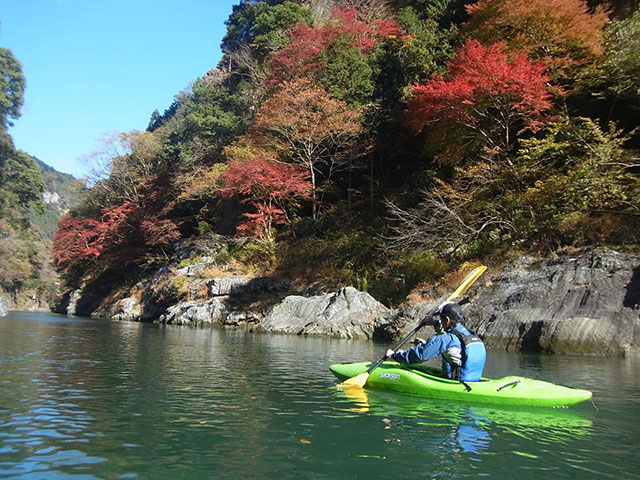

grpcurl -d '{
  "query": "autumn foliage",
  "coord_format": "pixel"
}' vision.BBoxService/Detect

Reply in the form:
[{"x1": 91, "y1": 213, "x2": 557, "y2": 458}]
[
  {"x1": 53, "y1": 217, "x2": 104, "y2": 273},
  {"x1": 405, "y1": 40, "x2": 552, "y2": 158},
  {"x1": 49, "y1": 1, "x2": 637, "y2": 301},
  {"x1": 251, "y1": 78, "x2": 364, "y2": 217},
  {"x1": 464, "y1": 0, "x2": 610, "y2": 82},
  {"x1": 269, "y1": 7, "x2": 404, "y2": 81},
  {"x1": 53, "y1": 183, "x2": 180, "y2": 274},
  {"x1": 221, "y1": 154, "x2": 311, "y2": 240}
]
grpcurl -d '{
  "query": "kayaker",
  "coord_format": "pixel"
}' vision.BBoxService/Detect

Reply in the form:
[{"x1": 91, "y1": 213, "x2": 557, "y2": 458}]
[{"x1": 385, "y1": 302, "x2": 486, "y2": 383}]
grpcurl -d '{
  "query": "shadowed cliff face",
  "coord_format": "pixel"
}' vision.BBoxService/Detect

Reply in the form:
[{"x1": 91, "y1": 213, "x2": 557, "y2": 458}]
[
  {"x1": 461, "y1": 250, "x2": 640, "y2": 356},
  {"x1": 624, "y1": 266, "x2": 640, "y2": 309}
]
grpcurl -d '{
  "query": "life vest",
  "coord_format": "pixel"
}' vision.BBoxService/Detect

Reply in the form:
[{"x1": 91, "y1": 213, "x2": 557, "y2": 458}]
[{"x1": 446, "y1": 327, "x2": 484, "y2": 386}]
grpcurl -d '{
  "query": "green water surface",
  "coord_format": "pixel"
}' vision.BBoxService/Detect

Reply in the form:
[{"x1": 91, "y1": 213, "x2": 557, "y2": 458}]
[{"x1": 1, "y1": 311, "x2": 638, "y2": 479}]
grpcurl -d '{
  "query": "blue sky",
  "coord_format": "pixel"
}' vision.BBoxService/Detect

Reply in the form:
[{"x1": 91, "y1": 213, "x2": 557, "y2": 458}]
[{"x1": 1, "y1": 0, "x2": 237, "y2": 177}]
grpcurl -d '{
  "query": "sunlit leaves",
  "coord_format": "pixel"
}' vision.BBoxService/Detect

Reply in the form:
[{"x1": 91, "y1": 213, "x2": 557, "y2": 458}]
[
  {"x1": 0, "y1": 48, "x2": 25, "y2": 130},
  {"x1": 405, "y1": 40, "x2": 552, "y2": 160},
  {"x1": 251, "y1": 78, "x2": 364, "y2": 217},
  {"x1": 269, "y1": 7, "x2": 404, "y2": 82},
  {"x1": 220, "y1": 154, "x2": 310, "y2": 241},
  {"x1": 464, "y1": 0, "x2": 610, "y2": 84}
]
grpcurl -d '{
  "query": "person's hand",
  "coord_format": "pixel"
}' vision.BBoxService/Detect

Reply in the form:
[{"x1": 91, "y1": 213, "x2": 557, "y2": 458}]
[
  {"x1": 385, "y1": 349, "x2": 395, "y2": 358},
  {"x1": 412, "y1": 337, "x2": 426, "y2": 346}
]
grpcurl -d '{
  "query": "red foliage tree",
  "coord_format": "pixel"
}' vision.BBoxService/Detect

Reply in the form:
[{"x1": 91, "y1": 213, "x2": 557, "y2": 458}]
[
  {"x1": 53, "y1": 179, "x2": 181, "y2": 274},
  {"x1": 269, "y1": 7, "x2": 404, "y2": 81},
  {"x1": 53, "y1": 216, "x2": 104, "y2": 273},
  {"x1": 98, "y1": 197, "x2": 180, "y2": 263},
  {"x1": 221, "y1": 154, "x2": 311, "y2": 241},
  {"x1": 140, "y1": 219, "x2": 181, "y2": 248},
  {"x1": 235, "y1": 202, "x2": 288, "y2": 242},
  {"x1": 405, "y1": 40, "x2": 553, "y2": 160}
]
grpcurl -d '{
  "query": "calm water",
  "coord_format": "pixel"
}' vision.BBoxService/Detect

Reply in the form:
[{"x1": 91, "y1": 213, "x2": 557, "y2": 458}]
[{"x1": 1, "y1": 312, "x2": 639, "y2": 479}]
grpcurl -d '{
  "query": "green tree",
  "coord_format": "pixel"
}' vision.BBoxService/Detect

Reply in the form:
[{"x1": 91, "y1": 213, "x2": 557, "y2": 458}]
[
  {"x1": 319, "y1": 36, "x2": 374, "y2": 106},
  {"x1": 0, "y1": 47, "x2": 25, "y2": 130},
  {"x1": 395, "y1": 6, "x2": 455, "y2": 84},
  {"x1": 222, "y1": 0, "x2": 311, "y2": 60},
  {"x1": 0, "y1": 150, "x2": 44, "y2": 214},
  {"x1": 170, "y1": 80, "x2": 247, "y2": 168},
  {"x1": 252, "y1": 1, "x2": 313, "y2": 57},
  {"x1": 599, "y1": 11, "x2": 640, "y2": 106}
]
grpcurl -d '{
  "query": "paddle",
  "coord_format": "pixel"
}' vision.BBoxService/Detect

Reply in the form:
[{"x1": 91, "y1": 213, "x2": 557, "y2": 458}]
[{"x1": 340, "y1": 265, "x2": 487, "y2": 388}]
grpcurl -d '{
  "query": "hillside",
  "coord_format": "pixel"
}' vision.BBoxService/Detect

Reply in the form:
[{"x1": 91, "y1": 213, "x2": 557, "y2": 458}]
[
  {"x1": 51, "y1": 0, "x2": 639, "y2": 312},
  {"x1": 0, "y1": 148, "x2": 81, "y2": 309}
]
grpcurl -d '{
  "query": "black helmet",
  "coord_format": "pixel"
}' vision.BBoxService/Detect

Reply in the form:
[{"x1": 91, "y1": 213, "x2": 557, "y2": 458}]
[{"x1": 438, "y1": 302, "x2": 463, "y2": 324}]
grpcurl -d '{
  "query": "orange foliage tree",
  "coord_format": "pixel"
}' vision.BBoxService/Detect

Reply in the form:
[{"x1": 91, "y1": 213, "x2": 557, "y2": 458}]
[
  {"x1": 464, "y1": 0, "x2": 610, "y2": 84},
  {"x1": 250, "y1": 78, "x2": 364, "y2": 218}
]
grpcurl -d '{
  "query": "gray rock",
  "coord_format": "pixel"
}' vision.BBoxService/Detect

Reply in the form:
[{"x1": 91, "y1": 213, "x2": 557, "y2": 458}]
[
  {"x1": 398, "y1": 249, "x2": 640, "y2": 355},
  {"x1": 261, "y1": 286, "x2": 392, "y2": 339},
  {"x1": 469, "y1": 250, "x2": 640, "y2": 355},
  {"x1": 223, "y1": 310, "x2": 261, "y2": 327},
  {"x1": 0, "y1": 297, "x2": 7, "y2": 316},
  {"x1": 66, "y1": 289, "x2": 83, "y2": 316},
  {"x1": 207, "y1": 277, "x2": 250, "y2": 296},
  {"x1": 111, "y1": 297, "x2": 142, "y2": 322},
  {"x1": 157, "y1": 298, "x2": 227, "y2": 326},
  {"x1": 207, "y1": 276, "x2": 277, "y2": 297}
]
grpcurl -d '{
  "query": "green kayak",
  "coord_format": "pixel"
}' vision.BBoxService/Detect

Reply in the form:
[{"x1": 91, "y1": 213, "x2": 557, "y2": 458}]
[{"x1": 329, "y1": 361, "x2": 593, "y2": 407}]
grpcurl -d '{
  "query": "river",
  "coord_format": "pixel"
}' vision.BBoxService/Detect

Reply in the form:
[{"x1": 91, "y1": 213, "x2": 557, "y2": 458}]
[{"x1": 1, "y1": 311, "x2": 638, "y2": 479}]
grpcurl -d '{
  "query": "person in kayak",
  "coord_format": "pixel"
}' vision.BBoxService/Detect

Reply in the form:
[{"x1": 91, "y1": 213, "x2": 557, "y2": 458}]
[{"x1": 385, "y1": 302, "x2": 486, "y2": 383}]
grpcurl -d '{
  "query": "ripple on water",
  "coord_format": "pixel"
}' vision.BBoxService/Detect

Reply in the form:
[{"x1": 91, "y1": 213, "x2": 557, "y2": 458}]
[{"x1": 1, "y1": 313, "x2": 639, "y2": 480}]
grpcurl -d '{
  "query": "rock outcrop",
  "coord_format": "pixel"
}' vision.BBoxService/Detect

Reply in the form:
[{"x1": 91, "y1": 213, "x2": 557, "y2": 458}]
[
  {"x1": 260, "y1": 287, "x2": 392, "y2": 339},
  {"x1": 52, "y1": 246, "x2": 640, "y2": 355},
  {"x1": 158, "y1": 298, "x2": 227, "y2": 326},
  {"x1": 468, "y1": 250, "x2": 640, "y2": 355},
  {"x1": 396, "y1": 250, "x2": 640, "y2": 356},
  {"x1": 0, "y1": 297, "x2": 7, "y2": 317}
]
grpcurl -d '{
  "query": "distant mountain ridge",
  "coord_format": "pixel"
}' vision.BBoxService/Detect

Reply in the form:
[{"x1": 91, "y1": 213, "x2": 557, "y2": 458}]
[
  {"x1": 31, "y1": 158, "x2": 82, "y2": 239},
  {"x1": 0, "y1": 153, "x2": 82, "y2": 311},
  {"x1": 36, "y1": 158, "x2": 78, "y2": 212}
]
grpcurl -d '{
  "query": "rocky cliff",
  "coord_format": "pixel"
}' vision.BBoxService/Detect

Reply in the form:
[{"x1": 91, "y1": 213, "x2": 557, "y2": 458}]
[
  {"x1": 468, "y1": 250, "x2": 640, "y2": 355},
  {"x1": 53, "y1": 248, "x2": 640, "y2": 356},
  {"x1": 392, "y1": 249, "x2": 640, "y2": 356}
]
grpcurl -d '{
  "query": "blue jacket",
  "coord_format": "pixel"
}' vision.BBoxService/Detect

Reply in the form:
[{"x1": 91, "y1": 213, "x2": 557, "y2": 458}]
[{"x1": 392, "y1": 324, "x2": 486, "y2": 382}]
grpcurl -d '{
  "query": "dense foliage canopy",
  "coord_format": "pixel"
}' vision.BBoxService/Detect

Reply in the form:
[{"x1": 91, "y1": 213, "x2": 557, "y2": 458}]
[{"x1": 53, "y1": 0, "x2": 640, "y2": 305}]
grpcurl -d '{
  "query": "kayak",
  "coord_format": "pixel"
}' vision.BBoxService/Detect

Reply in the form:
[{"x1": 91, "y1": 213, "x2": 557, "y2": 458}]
[{"x1": 329, "y1": 361, "x2": 593, "y2": 407}]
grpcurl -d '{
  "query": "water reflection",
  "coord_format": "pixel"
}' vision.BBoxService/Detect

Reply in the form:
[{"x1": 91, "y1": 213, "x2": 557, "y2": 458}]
[
  {"x1": 335, "y1": 385, "x2": 593, "y2": 451},
  {"x1": 3, "y1": 312, "x2": 638, "y2": 480}
]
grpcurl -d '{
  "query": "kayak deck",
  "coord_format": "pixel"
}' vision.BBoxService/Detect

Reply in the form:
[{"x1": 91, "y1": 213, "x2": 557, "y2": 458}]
[{"x1": 330, "y1": 361, "x2": 592, "y2": 407}]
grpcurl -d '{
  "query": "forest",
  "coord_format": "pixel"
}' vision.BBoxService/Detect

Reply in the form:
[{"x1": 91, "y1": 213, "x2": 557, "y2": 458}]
[{"x1": 49, "y1": 0, "x2": 639, "y2": 305}]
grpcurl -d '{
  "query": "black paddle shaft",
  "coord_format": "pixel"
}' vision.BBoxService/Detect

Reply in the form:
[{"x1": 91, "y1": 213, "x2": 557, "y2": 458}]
[
  {"x1": 365, "y1": 319, "x2": 428, "y2": 375},
  {"x1": 365, "y1": 297, "x2": 471, "y2": 375}
]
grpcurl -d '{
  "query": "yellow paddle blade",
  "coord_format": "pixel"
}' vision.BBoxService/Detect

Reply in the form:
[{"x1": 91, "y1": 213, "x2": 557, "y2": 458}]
[
  {"x1": 340, "y1": 372, "x2": 369, "y2": 388},
  {"x1": 446, "y1": 265, "x2": 487, "y2": 302},
  {"x1": 340, "y1": 384, "x2": 371, "y2": 412}
]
